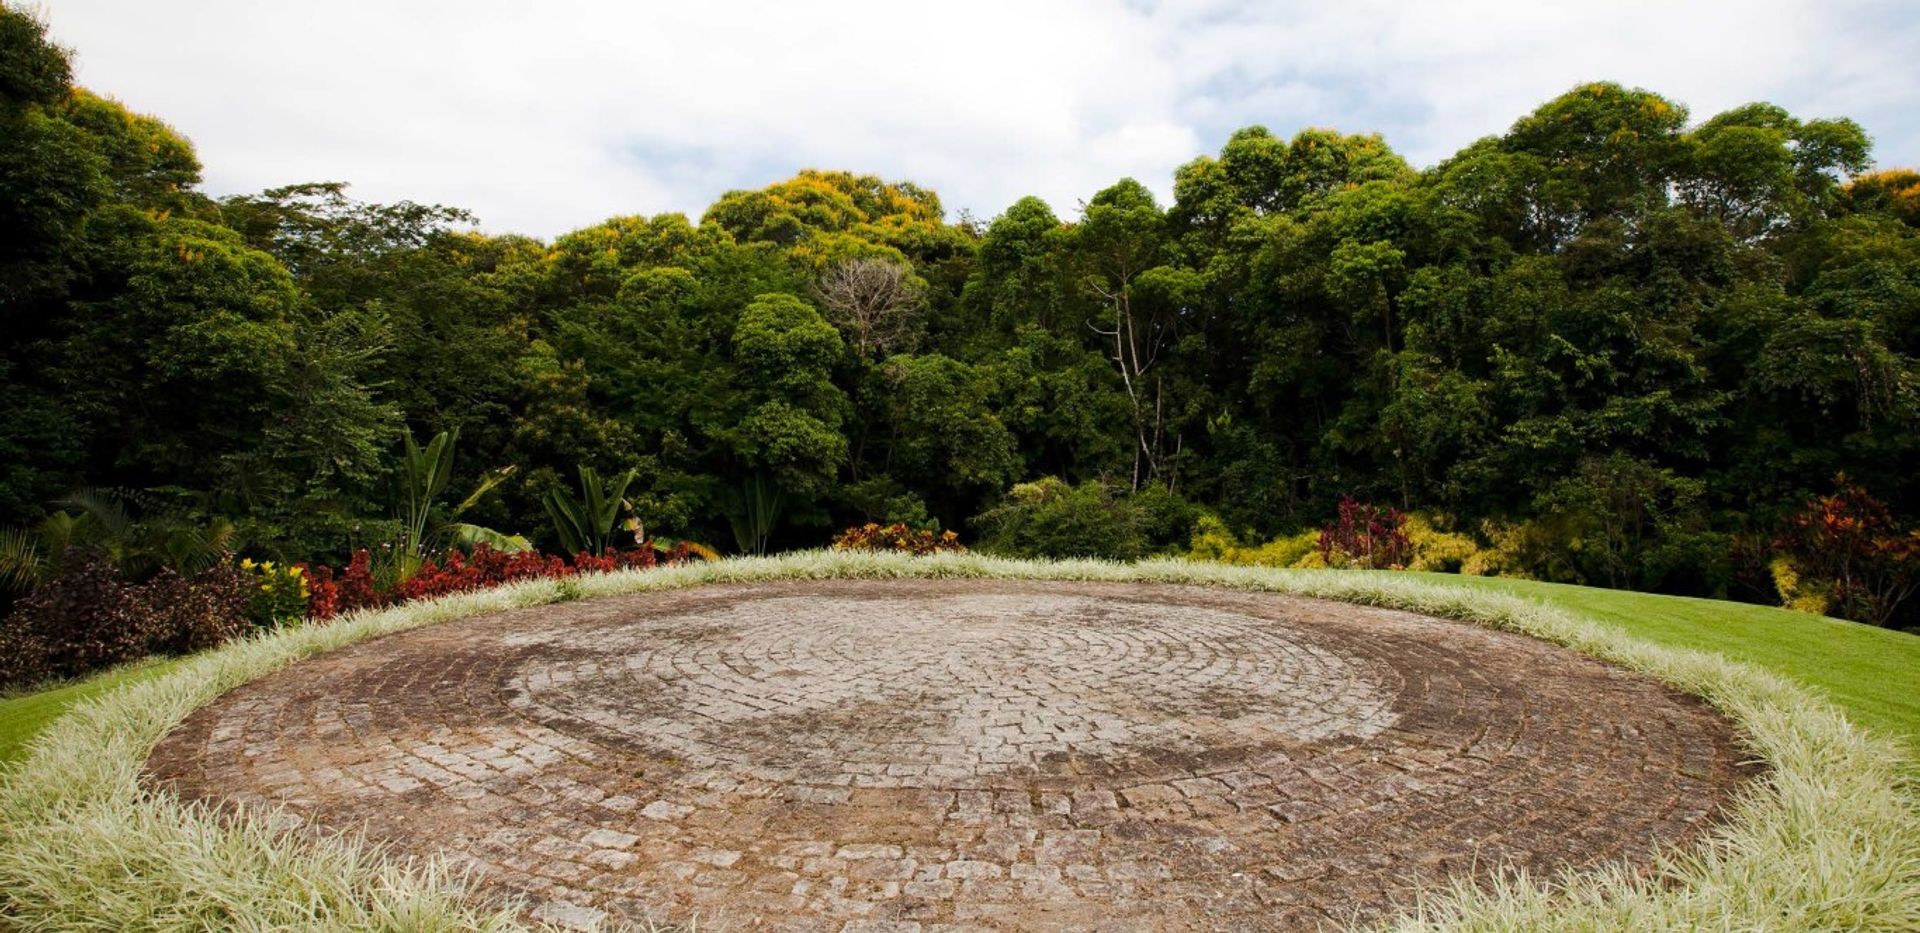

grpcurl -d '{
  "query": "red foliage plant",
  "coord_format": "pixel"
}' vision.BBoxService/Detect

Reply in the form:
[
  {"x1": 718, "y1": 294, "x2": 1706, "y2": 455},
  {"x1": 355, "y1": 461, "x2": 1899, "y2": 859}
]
[
  {"x1": 0, "y1": 551, "x2": 250, "y2": 688},
  {"x1": 831, "y1": 523, "x2": 966, "y2": 555},
  {"x1": 1318, "y1": 497, "x2": 1412, "y2": 570},
  {"x1": 1775, "y1": 476, "x2": 1920, "y2": 627},
  {"x1": 296, "y1": 548, "x2": 385, "y2": 621},
  {"x1": 301, "y1": 543, "x2": 683, "y2": 621}
]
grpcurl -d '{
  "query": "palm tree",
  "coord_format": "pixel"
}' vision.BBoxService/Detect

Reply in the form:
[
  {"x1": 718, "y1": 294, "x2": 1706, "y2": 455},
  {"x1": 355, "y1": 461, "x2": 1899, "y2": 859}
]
[{"x1": 0, "y1": 489, "x2": 235, "y2": 593}]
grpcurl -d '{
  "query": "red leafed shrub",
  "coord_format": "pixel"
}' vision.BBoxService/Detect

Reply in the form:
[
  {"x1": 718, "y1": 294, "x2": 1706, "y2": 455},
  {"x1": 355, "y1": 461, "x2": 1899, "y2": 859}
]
[
  {"x1": 142, "y1": 563, "x2": 251, "y2": 654},
  {"x1": 832, "y1": 523, "x2": 966, "y2": 555},
  {"x1": 338, "y1": 549, "x2": 383, "y2": 612},
  {"x1": 1774, "y1": 477, "x2": 1920, "y2": 627},
  {"x1": 1318, "y1": 497, "x2": 1412, "y2": 570},
  {"x1": 0, "y1": 550, "x2": 250, "y2": 689},
  {"x1": 298, "y1": 548, "x2": 390, "y2": 621},
  {"x1": 298, "y1": 562, "x2": 340, "y2": 620},
  {"x1": 395, "y1": 546, "x2": 568, "y2": 603},
  {"x1": 307, "y1": 543, "x2": 684, "y2": 620}
]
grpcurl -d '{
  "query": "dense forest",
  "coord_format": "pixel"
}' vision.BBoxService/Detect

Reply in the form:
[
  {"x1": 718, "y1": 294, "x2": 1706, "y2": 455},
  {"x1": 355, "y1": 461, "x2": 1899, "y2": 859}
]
[{"x1": 3, "y1": 7, "x2": 1917, "y2": 639}]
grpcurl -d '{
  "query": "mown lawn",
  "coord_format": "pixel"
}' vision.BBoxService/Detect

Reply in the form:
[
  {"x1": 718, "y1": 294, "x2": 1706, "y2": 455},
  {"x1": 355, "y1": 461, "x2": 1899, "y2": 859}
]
[
  {"x1": 2, "y1": 571, "x2": 1915, "y2": 767},
  {"x1": 0, "y1": 657, "x2": 187, "y2": 765},
  {"x1": 1395, "y1": 571, "x2": 1920, "y2": 754}
]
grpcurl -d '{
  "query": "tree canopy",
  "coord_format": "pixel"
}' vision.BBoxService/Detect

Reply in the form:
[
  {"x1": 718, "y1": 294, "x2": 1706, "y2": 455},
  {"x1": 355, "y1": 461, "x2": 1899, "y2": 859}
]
[{"x1": 3, "y1": 4, "x2": 1916, "y2": 624}]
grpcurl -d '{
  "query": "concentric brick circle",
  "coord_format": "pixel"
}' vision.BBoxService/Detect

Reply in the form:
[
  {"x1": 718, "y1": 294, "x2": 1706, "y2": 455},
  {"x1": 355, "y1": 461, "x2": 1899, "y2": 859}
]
[
  {"x1": 505, "y1": 593, "x2": 1400, "y2": 790},
  {"x1": 146, "y1": 580, "x2": 1755, "y2": 931}
]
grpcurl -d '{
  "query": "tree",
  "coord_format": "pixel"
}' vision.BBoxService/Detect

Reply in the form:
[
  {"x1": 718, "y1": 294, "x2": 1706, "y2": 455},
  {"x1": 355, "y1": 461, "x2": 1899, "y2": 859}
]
[
  {"x1": 721, "y1": 293, "x2": 849, "y2": 531},
  {"x1": 813, "y1": 257, "x2": 926, "y2": 359},
  {"x1": 1074, "y1": 179, "x2": 1182, "y2": 490}
]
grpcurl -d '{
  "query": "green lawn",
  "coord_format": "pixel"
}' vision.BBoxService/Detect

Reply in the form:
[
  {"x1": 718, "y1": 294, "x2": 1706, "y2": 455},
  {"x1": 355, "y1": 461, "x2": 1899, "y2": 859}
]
[
  {"x1": 1396, "y1": 572, "x2": 1920, "y2": 754},
  {"x1": 3, "y1": 572, "x2": 1915, "y2": 767},
  {"x1": 0, "y1": 657, "x2": 187, "y2": 765}
]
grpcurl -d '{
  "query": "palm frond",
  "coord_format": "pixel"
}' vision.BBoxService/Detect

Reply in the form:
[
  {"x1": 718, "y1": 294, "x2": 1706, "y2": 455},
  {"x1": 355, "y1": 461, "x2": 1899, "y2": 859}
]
[
  {"x1": 450, "y1": 465, "x2": 515, "y2": 518},
  {"x1": 53, "y1": 488, "x2": 132, "y2": 543},
  {"x1": 0, "y1": 528, "x2": 45, "y2": 593}
]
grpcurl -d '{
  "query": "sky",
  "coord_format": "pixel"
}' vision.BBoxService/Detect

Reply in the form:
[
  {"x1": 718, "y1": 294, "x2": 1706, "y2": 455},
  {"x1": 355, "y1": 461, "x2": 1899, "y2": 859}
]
[{"x1": 39, "y1": 0, "x2": 1920, "y2": 240}]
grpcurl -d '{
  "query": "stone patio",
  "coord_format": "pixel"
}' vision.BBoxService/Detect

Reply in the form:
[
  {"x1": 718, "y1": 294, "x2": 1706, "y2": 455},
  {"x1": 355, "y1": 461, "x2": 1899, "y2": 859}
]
[{"x1": 145, "y1": 579, "x2": 1755, "y2": 930}]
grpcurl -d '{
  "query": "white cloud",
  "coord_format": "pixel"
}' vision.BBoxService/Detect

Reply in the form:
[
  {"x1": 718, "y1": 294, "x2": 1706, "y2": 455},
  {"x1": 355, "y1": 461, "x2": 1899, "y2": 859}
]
[{"x1": 41, "y1": 0, "x2": 1920, "y2": 239}]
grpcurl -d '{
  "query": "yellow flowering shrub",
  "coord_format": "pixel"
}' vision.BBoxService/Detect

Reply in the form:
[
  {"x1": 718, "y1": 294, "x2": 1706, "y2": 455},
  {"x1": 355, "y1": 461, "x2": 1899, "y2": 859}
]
[{"x1": 239, "y1": 558, "x2": 309, "y2": 628}]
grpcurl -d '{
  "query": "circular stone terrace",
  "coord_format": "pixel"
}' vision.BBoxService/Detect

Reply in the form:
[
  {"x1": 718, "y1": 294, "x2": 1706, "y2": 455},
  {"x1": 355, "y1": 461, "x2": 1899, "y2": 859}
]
[{"x1": 145, "y1": 579, "x2": 1755, "y2": 931}]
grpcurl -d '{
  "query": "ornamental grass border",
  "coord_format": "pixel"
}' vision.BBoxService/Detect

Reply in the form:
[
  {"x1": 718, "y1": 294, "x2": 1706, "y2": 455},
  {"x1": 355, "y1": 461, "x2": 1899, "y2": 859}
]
[{"x1": 2, "y1": 552, "x2": 1914, "y2": 930}]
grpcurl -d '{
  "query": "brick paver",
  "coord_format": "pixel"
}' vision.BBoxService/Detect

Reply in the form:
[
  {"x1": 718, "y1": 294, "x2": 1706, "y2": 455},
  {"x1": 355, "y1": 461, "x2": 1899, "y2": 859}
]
[{"x1": 145, "y1": 580, "x2": 1754, "y2": 930}]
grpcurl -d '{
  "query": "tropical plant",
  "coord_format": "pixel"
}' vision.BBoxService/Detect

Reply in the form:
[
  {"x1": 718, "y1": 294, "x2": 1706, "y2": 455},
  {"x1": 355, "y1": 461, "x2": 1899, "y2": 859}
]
[
  {"x1": 0, "y1": 490, "x2": 235, "y2": 594},
  {"x1": 239, "y1": 559, "x2": 309, "y2": 628},
  {"x1": 393, "y1": 429, "x2": 525, "y2": 576},
  {"x1": 0, "y1": 551, "x2": 250, "y2": 688},
  {"x1": 1774, "y1": 476, "x2": 1920, "y2": 627},
  {"x1": 831, "y1": 523, "x2": 965, "y2": 555},
  {"x1": 725, "y1": 472, "x2": 785, "y2": 556},
  {"x1": 1318, "y1": 497, "x2": 1412, "y2": 570},
  {"x1": 543, "y1": 465, "x2": 639, "y2": 556}
]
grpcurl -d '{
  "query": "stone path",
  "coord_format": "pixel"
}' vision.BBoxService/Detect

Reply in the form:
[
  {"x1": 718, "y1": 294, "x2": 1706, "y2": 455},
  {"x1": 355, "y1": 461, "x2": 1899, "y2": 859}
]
[{"x1": 145, "y1": 580, "x2": 1755, "y2": 930}]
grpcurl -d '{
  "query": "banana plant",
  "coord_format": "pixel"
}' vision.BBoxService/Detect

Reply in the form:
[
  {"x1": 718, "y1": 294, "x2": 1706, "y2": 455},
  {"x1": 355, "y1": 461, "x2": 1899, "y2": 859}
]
[
  {"x1": 543, "y1": 465, "x2": 639, "y2": 556},
  {"x1": 396, "y1": 429, "x2": 459, "y2": 564},
  {"x1": 394, "y1": 428, "x2": 527, "y2": 576}
]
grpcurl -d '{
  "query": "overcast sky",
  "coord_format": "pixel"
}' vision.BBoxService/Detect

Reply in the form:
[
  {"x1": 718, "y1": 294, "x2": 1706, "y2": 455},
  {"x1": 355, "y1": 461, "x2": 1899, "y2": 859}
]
[{"x1": 39, "y1": 0, "x2": 1920, "y2": 239}]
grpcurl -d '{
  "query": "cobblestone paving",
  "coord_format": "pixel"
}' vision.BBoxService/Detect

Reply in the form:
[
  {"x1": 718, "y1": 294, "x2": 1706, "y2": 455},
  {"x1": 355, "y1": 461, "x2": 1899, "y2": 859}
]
[{"x1": 145, "y1": 580, "x2": 1755, "y2": 931}]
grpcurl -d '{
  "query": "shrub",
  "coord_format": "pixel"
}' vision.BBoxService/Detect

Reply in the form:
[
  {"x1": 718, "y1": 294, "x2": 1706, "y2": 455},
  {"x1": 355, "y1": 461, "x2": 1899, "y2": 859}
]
[
  {"x1": 1187, "y1": 515, "x2": 1320, "y2": 568},
  {"x1": 1530, "y1": 455, "x2": 1730, "y2": 594},
  {"x1": 1129, "y1": 485, "x2": 1202, "y2": 554},
  {"x1": 971, "y1": 478, "x2": 1145, "y2": 561},
  {"x1": 0, "y1": 550, "x2": 250, "y2": 688},
  {"x1": 1773, "y1": 477, "x2": 1920, "y2": 628},
  {"x1": 141, "y1": 563, "x2": 251, "y2": 655},
  {"x1": 0, "y1": 553, "x2": 146, "y2": 686},
  {"x1": 1404, "y1": 514, "x2": 1481, "y2": 572},
  {"x1": 1318, "y1": 497, "x2": 1411, "y2": 569},
  {"x1": 1768, "y1": 555, "x2": 1832, "y2": 615},
  {"x1": 239, "y1": 559, "x2": 309, "y2": 628},
  {"x1": 832, "y1": 523, "x2": 965, "y2": 555},
  {"x1": 301, "y1": 542, "x2": 688, "y2": 620},
  {"x1": 298, "y1": 549, "x2": 386, "y2": 621},
  {"x1": 1460, "y1": 518, "x2": 1551, "y2": 578}
]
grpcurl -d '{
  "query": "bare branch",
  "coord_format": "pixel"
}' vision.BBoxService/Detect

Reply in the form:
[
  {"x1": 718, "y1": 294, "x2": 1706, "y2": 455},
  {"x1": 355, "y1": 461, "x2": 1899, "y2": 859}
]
[{"x1": 812, "y1": 258, "x2": 927, "y2": 359}]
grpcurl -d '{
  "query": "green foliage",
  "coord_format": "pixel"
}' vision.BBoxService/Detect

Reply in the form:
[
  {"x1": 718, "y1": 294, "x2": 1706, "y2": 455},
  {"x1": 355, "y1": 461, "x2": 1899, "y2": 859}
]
[
  {"x1": 385, "y1": 428, "x2": 523, "y2": 575},
  {"x1": 396, "y1": 429, "x2": 457, "y2": 564},
  {"x1": 0, "y1": 490, "x2": 235, "y2": 596},
  {"x1": 725, "y1": 473, "x2": 784, "y2": 557},
  {"x1": 543, "y1": 465, "x2": 638, "y2": 556},
  {"x1": 972, "y1": 477, "x2": 1145, "y2": 560},
  {"x1": 237, "y1": 559, "x2": 308, "y2": 629},
  {"x1": 1, "y1": 19, "x2": 1918, "y2": 627}
]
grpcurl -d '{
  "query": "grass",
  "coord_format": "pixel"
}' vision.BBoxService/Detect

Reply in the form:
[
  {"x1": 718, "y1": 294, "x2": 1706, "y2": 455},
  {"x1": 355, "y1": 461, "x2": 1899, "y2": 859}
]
[
  {"x1": 0, "y1": 552, "x2": 1914, "y2": 931},
  {"x1": 1400, "y1": 572, "x2": 1920, "y2": 756},
  {"x1": 0, "y1": 658, "x2": 188, "y2": 766}
]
